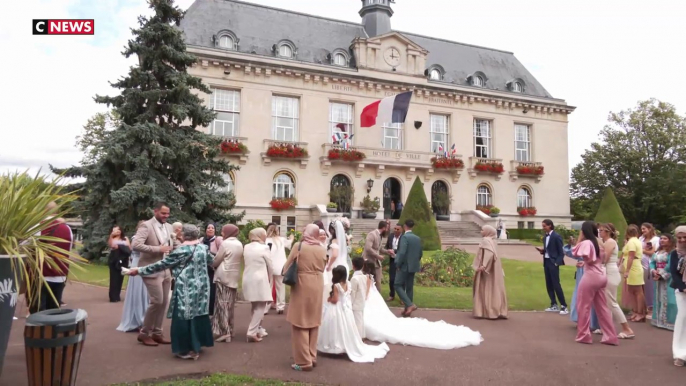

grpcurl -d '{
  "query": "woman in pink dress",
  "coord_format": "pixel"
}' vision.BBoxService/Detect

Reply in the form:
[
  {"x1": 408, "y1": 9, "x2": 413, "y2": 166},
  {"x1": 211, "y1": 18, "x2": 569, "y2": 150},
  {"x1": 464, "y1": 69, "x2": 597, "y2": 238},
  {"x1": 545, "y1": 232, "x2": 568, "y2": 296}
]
[{"x1": 573, "y1": 221, "x2": 618, "y2": 345}]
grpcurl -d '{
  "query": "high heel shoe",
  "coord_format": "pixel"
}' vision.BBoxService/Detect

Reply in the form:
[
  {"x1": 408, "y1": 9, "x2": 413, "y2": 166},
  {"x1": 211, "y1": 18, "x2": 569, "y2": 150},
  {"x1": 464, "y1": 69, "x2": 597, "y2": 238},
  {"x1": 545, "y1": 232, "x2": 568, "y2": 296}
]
[{"x1": 246, "y1": 335, "x2": 262, "y2": 343}]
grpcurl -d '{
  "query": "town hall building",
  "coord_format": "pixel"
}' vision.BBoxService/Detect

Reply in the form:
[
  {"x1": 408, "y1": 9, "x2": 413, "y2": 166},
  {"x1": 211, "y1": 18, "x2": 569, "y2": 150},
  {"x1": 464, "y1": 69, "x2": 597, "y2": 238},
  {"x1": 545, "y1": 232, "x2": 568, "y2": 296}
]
[{"x1": 181, "y1": 0, "x2": 574, "y2": 234}]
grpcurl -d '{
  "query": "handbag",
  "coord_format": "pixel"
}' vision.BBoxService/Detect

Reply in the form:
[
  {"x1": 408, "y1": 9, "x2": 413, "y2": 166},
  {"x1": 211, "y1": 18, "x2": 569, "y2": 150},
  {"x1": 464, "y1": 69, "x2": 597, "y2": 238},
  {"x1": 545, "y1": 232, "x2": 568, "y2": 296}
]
[{"x1": 282, "y1": 241, "x2": 302, "y2": 287}]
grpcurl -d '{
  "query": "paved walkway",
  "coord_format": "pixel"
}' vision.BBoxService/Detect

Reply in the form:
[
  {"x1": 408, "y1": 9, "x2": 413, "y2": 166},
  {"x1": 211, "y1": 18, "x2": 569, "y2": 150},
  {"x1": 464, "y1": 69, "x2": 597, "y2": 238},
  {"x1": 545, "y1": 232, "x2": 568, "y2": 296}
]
[{"x1": 3, "y1": 283, "x2": 683, "y2": 386}]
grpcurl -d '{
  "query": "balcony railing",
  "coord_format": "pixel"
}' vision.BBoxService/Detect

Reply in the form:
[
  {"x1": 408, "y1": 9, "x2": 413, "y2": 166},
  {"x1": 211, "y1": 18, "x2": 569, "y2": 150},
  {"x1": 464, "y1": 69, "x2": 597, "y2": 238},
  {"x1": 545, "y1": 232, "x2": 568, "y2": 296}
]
[
  {"x1": 467, "y1": 157, "x2": 505, "y2": 180},
  {"x1": 261, "y1": 139, "x2": 310, "y2": 169},
  {"x1": 218, "y1": 136, "x2": 249, "y2": 165},
  {"x1": 509, "y1": 161, "x2": 544, "y2": 182}
]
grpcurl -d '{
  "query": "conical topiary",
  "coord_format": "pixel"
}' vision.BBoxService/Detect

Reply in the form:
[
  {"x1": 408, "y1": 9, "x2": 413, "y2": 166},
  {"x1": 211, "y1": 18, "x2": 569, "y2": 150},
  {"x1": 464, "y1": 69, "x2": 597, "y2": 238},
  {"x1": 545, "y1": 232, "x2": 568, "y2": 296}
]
[
  {"x1": 594, "y1": 188, "x2": 628, "y2": 247},
  {"x1": 398, "y1": 177, "x2": 441, "y2": 251}
]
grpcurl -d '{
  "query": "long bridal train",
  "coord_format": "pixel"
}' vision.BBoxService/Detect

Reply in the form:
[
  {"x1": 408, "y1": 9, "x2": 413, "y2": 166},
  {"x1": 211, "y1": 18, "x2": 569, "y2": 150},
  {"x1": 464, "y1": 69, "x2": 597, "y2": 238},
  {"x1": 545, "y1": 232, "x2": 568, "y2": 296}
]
[{"x1": 364, "y1": 285, "x2": 483, "y2": 350}]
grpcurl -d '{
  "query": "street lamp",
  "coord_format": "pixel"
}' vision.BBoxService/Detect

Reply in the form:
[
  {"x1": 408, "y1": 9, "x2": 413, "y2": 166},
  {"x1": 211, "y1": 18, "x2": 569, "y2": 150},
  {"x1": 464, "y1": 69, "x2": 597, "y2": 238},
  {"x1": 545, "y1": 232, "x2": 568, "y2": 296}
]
[{"x1": 366, "y1": 178, "x2": 374, "y2": 193}]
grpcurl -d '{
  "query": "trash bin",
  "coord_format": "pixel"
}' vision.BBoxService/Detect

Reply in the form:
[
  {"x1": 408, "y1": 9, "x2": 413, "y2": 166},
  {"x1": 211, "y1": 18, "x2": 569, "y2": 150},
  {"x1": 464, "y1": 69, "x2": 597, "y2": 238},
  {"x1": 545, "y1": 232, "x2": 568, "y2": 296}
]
[{"x1": 24, "y1": 309, "x2": 87, "y2": 386}]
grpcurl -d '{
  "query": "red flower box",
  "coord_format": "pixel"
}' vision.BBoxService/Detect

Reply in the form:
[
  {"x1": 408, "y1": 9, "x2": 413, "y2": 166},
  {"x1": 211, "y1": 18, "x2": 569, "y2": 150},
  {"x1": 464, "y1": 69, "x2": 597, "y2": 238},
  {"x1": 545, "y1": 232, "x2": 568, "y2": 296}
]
[
  {"x1": 476, "y1": 205, "x2": 493, "y2": 215},
  {"x1": 269, "y1": 198, "x2": 297, "y2": 211},
  {"x1": 328, "y1": 148, "x2": 366, "y2": 162},
  {"x1": 266, "y1": 143, "x2": 308, "y2": 159},
  {"x1": 220, "y1": 140, "x2": 247, "y2": 154},
  {"x1": 431, "y1": 157, "x2": 464, "y2": 169},
  {"x1": 518, "y1": 207, "x2": 537, "y2": 216},
  {"x1": 516, "y1": 165, "x2": 544, "y2": 175},
  {"x1": 474, "y1": 162, "x2": 504, "y2": 174}
]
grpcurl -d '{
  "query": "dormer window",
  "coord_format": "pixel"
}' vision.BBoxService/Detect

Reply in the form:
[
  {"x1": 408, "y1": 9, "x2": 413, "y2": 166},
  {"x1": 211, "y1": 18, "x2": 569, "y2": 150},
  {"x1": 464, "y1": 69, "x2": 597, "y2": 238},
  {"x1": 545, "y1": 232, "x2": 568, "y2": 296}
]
[
  {"x1": 331, "y1": 50, "x2": 350, "y2": 67},
  {"x1": 513, "y1": 82, "x2": 523, "y2": 93},
  {"x1": 426, "y1": 65, "x2": 445, "y2": 81},
  {"x1": 219, "y1": 36, "x2": 234, "y2": 50},
  {"x1": 468, "y1": 71, "x2": 488, "y2": 88},
  {"x1": 507, "y1": 79, "x2": 525, "y2": 93},
  {"x1": 430, "y1": 69, "x2": 441, "y2": 80},
  {"x1": 275, "y1": 40, "x2": 296, "y2": 59},
  {"x1": 215, "y1": 30, "x2": 238, "y2": 51},
  {"x1": 473, "y1": 75, "x2": 484, "y2": 87},
  {"x1": 279, "y1": 45, "x2": 292, "y2": 58}
]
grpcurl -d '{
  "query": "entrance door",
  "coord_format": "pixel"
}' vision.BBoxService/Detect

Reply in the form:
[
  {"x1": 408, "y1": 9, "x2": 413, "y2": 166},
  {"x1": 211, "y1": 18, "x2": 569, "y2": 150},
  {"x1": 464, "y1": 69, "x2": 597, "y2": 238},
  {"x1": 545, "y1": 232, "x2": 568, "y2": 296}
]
[
  {"x1": 383, "y1": 178, "x2": 401, "y2": 219},
  {"x1": 431, "y1": 180, "x2": 449, "y2": 214}
]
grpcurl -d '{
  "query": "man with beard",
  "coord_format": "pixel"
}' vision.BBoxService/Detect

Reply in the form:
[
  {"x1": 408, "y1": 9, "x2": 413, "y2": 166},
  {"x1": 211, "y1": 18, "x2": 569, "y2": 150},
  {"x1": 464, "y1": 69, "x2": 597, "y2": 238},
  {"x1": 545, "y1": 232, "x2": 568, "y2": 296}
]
[{"x1": 363, "y1": 221, "x2": 393, "y2": 291}]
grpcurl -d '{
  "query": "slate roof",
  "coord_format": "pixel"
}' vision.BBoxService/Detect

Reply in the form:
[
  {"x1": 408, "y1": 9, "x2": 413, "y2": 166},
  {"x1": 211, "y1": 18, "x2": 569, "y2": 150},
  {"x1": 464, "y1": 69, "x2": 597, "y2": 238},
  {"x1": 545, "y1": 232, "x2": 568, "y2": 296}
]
[{"x1": 180, "y1": 0, "x2": 553, "y2": 99}]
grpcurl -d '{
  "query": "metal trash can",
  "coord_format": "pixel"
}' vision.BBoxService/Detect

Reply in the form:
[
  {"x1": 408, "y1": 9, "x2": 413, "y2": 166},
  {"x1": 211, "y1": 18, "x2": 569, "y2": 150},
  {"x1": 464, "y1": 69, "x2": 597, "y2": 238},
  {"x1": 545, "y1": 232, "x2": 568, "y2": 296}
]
[{"x1": 24, "y1": 309, "x2": 87, "y2": 386}]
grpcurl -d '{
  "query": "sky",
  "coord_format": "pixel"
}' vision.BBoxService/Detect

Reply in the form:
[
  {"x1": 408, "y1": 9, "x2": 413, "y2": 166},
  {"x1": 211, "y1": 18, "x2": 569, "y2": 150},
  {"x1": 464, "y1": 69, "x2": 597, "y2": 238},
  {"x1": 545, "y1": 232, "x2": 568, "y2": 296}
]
[{"x1": 1, "y1": 0, "x2": 684, "y2": 177}]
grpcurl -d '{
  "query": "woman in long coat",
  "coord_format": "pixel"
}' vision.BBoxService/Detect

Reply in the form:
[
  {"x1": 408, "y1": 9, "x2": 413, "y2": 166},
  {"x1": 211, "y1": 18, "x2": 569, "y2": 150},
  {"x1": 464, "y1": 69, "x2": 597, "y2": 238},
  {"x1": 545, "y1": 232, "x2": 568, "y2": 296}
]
[
  {"x1": 211, "y1": 224, "x2": 243, "y2": 342},
  {"x1": 283, "y1": 224, "x2": 326, "y2": 371},
  {"x1": 242, "y1": 228, "x2": 273, "y2": 342},
  {"x1": 128, "y1": 224, "x2": 214, "y2": 360},
  {"x1": 472, "y1": 225, "x2": 508, "y2": 320}
]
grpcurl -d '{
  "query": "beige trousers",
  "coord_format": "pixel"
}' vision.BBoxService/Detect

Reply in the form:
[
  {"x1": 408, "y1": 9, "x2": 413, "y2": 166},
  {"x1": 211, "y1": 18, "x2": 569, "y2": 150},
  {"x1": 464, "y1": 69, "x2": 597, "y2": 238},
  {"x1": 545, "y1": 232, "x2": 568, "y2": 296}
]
[
  {"x1": 141, "y1": 270, "x2": 171, "y2": 336},
  {"x1": 273, "y1": 275, "x2": 286, "y2": 311},
  {"x1": 604, "y1": 268, "x2": 627, "y2": 324},
  {"x1": 674, "y1": 291, "x2": 686, "y2": 361},
  {"x1": 291, "y1": 325, "x2": 319, "y2": 367},
  {"x1": 374, "y1": 266, "x2": 383, "y2": 292},
  {"x1": 353, "y1": 309, "x2": 365, "y2": 339},
  {"x1": 248, "y1": 301, "x2": 267, "y2": 336}
]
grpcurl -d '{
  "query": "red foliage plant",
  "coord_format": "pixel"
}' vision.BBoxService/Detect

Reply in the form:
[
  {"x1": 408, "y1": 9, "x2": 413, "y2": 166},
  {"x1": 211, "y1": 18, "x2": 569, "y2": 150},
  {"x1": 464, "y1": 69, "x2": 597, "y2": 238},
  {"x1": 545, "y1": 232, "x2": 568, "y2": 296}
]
[
  {"x1": 516, "y1": 165, "x2": 544, "y2": 175},
  {"x1": 220, "y1": 140, "x2": 247, "y2": 154},
  {"x1": 266, "y1": 143, "x2": 308, "y2": 158},
  {"x1": 269, "y1": 198, "x2": 297, "y2": 211},
  {"x1": 328, "y1": 148, "x2": 365, "y2": 162},
  {"x1": 517, "y1": 207, "x2": 537, "y2": 216},
  {"x1": 476, "y1": 205, "x2": 494, "y2": 215},
  {"x1": 431, "y1": 157, "x2": 464, "y2": 169},
  {"x1": 474, "y1": 162, "x2": 504, "y2": 174}
]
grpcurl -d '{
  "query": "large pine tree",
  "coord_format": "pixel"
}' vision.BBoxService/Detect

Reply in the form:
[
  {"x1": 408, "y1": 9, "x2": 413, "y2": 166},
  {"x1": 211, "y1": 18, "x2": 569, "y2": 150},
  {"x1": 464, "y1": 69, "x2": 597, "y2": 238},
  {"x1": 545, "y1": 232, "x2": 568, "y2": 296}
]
[{"x1": 63, "y1": 0, "x2": 243, "y2": 259}]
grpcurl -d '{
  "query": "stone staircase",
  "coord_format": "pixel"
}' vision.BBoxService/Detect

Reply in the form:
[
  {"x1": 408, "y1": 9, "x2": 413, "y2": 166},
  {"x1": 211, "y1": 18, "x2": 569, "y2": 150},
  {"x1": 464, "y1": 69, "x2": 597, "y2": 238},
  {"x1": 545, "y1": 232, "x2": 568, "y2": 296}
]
[{"x1": 348, "y1": 218, "x2": 526, "y2": 246}]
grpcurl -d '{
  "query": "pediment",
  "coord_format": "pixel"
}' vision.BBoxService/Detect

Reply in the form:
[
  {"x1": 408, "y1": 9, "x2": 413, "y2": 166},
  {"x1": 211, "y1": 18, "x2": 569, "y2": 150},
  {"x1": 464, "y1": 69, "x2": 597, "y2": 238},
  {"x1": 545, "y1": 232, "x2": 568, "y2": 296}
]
[{"x1": 366, "y1": 31, "x2": 428, "y2": 54}]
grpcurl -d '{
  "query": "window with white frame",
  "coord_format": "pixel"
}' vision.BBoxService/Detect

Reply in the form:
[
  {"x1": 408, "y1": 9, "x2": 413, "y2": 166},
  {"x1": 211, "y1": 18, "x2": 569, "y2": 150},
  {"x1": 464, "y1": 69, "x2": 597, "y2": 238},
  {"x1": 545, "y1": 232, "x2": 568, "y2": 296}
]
[
  {"x1": 333, "y1": 53, "x2": 347, "y2": 66},
  {"x1": 273, "y1": 172, "x2": 295, "y2": 199},
  {"x1": 517, "y1": 187, "x2": 532, "y2": 208},
  {"x1": 209, "y1": 89, "x2": 240, "y2": 137},
  {"x1": 430, "y1": 114, "x2": 448, "y2": 152},
  {"x1": 474, "y1": 119, "x2": 492, "y2": 158},
  {"x1": 278, "y1": 44, "x2": 293, "y2": 58},
  {"x1": 514, "y1": 124, "x2": 531, "y2": 162},
  {"x1": 218, "y1": 35, "x2": 234, "y2": 50},
  {"x1": 473, "y1": 75, "x2": 484, "y2": 87},
  {"x1": 382, "y1": 122, "x2": 402, "y2": 150},
  {"x1": 220, "y1": 173, "x2": 235, "y2": 194},
  {"x1": 272, "y1": 96, "x2": 299, "y2": 141},
  {"x1": 513, "y1": 81, "x2": 523, "y2": 93},
  {"x1": 429, "y1": 69, "x2": 441, "y2": 80},
  {"x1": 476, "y1": 185, "x2": 492, "y2": 207},
  {"x1": 329, "y1": 103, "x2": 353, "y2": 143}
]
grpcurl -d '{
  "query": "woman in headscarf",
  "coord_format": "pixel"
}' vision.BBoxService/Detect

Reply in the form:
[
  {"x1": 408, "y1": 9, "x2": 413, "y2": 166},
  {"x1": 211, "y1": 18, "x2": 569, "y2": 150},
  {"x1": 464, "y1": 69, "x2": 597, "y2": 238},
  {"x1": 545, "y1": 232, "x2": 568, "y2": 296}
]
[
  {"x1": 211, "y1": 224, "x2": 243, "y2": 342},
  {"x1": 472, "y1": 225, "x2": 508, "y2": 319},
  {"x1": 202, "y1": 223, "x2": 223, "y2": 316},
  {"x1": 283, "y1": 224, "x2": 326, "y2": 371},
  {"x1": 266, "y1": 223, "x2": 294, "y2": 315},
  {"x1": 242, "y1": 228, "x2": 273, "y2": 342},
  {"x1": 669, "y1": 226, "x2": 686, "y2": 366},
  {"x1": 126, "y1": 224, "x2": 214, "y2": 360},
  {"x1": 650, "y1": 233, "x2": 677, "y2": 331}
]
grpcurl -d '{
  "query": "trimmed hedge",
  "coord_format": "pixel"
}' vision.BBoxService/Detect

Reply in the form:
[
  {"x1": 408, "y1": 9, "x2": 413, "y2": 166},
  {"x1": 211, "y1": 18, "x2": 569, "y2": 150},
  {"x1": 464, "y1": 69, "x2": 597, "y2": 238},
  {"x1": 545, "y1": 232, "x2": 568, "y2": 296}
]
[
  {"x1": 398, "y1": 177, "x2": 441, "y2": 250},
  {"x1": 507, "y1": 229, "x2": 543, "y2": 240},
  {"x1": 594, "y1": 188, "x2": 628, "y2": 247}
]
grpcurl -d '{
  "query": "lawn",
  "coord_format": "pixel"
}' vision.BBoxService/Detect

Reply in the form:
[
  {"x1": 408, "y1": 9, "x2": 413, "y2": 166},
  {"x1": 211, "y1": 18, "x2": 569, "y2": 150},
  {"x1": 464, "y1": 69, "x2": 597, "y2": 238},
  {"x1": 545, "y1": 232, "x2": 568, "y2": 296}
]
[
  {"x1": 116, "y1": 373, "x2": 308, "y2": 386},
  {"x1": 70, "y1": 250, "x2": 585, "y2": 311}
]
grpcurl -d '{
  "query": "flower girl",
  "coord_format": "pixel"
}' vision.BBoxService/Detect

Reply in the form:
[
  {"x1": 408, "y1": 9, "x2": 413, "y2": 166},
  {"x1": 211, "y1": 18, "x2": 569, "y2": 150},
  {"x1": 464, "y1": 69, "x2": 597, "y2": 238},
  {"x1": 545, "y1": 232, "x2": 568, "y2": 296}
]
[{"x1": 317, "y1": 266, "x2": 389, "y2": 363}]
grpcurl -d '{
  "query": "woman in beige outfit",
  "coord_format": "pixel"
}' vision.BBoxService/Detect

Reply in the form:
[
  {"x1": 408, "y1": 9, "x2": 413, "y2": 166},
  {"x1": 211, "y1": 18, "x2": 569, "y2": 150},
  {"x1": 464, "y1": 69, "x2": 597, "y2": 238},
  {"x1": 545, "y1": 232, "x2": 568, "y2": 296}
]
[
  {"x1": 211, "y1": 224, "x2": 243, "y2": 342},
  {"x1": 283, "y1": 224, "x2": 326, "y2": 372},
  {"x1": 599, "y1": 223, "x2": 635, "y2": 338},
  {"x1": 472, "y1": 225, "x2": 508, "y2": 320},
  {"x1": 242, "y1": 228, "x2": 273, "y2": 342}
]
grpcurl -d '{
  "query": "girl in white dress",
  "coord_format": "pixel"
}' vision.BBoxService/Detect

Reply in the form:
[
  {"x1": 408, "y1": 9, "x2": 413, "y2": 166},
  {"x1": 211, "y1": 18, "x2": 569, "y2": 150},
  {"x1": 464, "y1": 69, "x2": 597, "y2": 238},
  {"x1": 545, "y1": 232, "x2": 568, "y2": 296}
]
[
  {"x1": 318, "y1": 266, "x2": 389, "y2": 363},
  {"x1": 323, "y1": 221, "x2": 349, "y2": 303}
]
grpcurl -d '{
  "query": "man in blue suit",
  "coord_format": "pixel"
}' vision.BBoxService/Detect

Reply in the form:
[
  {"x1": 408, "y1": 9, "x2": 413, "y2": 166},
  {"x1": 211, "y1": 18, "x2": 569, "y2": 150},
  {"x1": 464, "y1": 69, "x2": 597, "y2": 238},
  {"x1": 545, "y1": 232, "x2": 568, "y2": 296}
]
[{"x1": 536, "y1": 219, "x2": 568, "y2": 315}]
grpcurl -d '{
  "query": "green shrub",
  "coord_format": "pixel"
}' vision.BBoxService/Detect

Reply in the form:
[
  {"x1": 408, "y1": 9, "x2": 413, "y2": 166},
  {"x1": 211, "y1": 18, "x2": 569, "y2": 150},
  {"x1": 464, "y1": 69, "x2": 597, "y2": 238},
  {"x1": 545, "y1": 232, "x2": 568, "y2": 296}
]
[
  {"x1": 398, "y1": 177, "x2": 441, "y2": 251},
  {"x1": 594, "y1": 188, "x2": 628, "y2": 247},
  {"x1": 416, "y1": 248, "x2": 474, "y2": 287},
  {"x1": 507, "y1": 229, "x2": 543, "y2": 240},
  {"x1": 238, "y1": 219, "x2": 266, "y2": 245}
]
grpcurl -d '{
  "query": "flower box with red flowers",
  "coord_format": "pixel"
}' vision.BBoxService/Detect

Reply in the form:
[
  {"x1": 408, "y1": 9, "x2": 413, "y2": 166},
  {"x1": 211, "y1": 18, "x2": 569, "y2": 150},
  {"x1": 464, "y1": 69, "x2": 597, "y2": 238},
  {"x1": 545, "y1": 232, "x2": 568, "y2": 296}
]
[
  {"x1": 517, "y1": 207, "x2": 537, "y2": 216},
  {"x1": 474, "y1": 162, "x2": 505, "y2": 174},
  {"x1": 476, "y1": 205, "x2": 494, "y2": 215},
  {"x1": 266, "y1": 143, "x2": 308, "y2": 159},
  {"x1": 516, "y1": 165, "x2": 544, "y2": 176},
  {"x1": 431, "y1": 156, "x2": 465, "y2": 169},
  {"x1": 328, "y1": 148, "x2": 366, "y2": 162},
  {"x1": 269, "y1": 198, "x2": 297, "y2": 211},
  {"x1": 220, "y1": 140, "x2": 248, "y2": 154}
]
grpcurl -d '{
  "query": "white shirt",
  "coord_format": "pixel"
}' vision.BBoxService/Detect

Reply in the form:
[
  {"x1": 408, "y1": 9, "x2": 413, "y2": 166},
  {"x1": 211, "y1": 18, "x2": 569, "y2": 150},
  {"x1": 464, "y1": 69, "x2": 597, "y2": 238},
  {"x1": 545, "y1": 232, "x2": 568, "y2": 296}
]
[
  {"x1": 153, "y1": 217, "x2": 169, "y2": 245},
  {"x1": 392, "y1": 234, "x2": 400, "y2": 251},
  {"x1": 544, "y1": 231, "x2": 551, "y2": 259}
]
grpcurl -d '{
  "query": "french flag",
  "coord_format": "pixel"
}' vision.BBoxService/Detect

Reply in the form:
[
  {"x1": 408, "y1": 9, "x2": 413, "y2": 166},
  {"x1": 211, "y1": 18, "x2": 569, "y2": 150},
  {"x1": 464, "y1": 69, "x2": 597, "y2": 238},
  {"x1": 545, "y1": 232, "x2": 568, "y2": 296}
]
[{"x1": 360, "y1": 91, "x2": 412, "y2": 128}]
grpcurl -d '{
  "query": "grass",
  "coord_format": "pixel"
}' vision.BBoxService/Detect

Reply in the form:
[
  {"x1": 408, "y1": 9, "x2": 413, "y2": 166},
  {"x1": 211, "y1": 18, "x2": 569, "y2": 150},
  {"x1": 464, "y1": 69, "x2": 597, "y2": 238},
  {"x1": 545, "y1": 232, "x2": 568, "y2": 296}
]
[
  {"x1": 115, "y1": 373, "x2": 310, "y2": 386},
  {"x1": 69, "y1": 262, "x2": 128, "y2": 287}
]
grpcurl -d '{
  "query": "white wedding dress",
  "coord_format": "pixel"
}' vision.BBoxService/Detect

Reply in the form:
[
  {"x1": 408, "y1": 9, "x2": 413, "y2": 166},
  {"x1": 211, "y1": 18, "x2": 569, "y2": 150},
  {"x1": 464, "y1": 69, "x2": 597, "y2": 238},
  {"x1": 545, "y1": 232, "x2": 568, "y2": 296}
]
[
  {"x1": 364, "y1": 284, "x2": 483, "y2": 349},
  {"x1": 318, "y1": 283, "x2": 390, "y2": 363}
]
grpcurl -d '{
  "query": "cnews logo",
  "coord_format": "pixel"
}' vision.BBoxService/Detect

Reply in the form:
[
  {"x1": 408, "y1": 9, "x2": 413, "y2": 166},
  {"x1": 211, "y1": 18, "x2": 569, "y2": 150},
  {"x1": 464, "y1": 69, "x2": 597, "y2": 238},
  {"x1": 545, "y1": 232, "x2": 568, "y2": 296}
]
[{"x1": 32, "y1": 19, "x2": 94, "y2": 35}]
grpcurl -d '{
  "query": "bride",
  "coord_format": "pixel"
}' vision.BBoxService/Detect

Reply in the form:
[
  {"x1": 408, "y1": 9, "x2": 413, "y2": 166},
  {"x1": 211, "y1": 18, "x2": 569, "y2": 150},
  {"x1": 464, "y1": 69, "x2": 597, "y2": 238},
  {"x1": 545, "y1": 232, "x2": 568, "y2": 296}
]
[
  {"x1": 363, "y1": 270, "x2": 483, "y2": 350},
  {"x1": 323, "y1": 220, "x2": 349, "y2": 303}
]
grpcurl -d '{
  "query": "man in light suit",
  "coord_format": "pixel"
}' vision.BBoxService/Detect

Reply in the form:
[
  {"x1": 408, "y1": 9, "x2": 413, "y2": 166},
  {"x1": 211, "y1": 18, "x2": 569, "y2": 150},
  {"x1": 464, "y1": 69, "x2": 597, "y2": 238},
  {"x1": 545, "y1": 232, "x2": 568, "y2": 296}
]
[
  {"x1": 394, "y1": 219, "x2": 422, "y2": 318},
  {"x1": 132, "y1": 202, "x2": 180, "y2": 346},
  {"x1": 536, "y1": 219, "x2": 568, "y2": 315},
  {"x1": 363, "y1": 221, "x2": 392, "y2": 292}
]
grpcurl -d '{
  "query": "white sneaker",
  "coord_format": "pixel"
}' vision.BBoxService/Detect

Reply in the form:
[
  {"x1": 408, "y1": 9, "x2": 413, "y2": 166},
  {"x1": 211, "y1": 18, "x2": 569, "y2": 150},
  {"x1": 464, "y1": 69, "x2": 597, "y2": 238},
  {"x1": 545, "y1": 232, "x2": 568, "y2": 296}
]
[
  {"x1": 559, "y1": 306, "x2": 569, "y2": 315},
  {"x1": 258, "y1": 327, "x2": 268, "y2": 337},
  {"x1": 545, "y1": 305, "x2": 559, "y2": 312}
]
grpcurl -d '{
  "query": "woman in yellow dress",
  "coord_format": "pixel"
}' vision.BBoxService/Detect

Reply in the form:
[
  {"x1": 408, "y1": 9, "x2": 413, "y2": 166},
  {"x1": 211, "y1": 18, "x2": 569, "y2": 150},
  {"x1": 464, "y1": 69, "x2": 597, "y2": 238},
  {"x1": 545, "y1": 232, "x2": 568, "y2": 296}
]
[{"x1": 622, "y1": 225, "x2": 646, "y2": 322}]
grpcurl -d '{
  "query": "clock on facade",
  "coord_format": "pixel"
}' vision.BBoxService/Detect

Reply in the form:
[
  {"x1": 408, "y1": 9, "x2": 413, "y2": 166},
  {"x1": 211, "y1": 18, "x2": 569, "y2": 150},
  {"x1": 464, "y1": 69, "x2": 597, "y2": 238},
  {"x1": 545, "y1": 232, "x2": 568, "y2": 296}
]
[{"x1": 384, "y1": 47, "x2": 401, "y2": 67}]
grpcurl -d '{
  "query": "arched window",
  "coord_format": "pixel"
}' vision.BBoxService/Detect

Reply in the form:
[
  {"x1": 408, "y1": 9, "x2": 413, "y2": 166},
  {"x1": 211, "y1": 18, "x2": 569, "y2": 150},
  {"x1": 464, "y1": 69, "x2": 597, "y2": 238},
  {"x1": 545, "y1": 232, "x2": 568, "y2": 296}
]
[
  {"x1": 278, "y1": 44, "x2": 293, "y2": 58},
  {"x1": 330, "y1": 174, "x2": 352, "y2": 213},
  {"x1": 219, "y1": 35, "x2": 234, "y2": 50},
  {"x1": 476, "y1": 184, "x2": 492, "y2": 207},
  {"x1": 517, "y1": 186, "x2": 532, "y2": 208},
  {"x1": 429, "y1": 68, "x2": 441, "y2": 80},
  {"x1": 333, "y1": 53, "x2": 347, "y2": 66},
  {"x1": 513, "y1": 81, "x2": 523, "y2": 93},
  {"x1": 222, "y1": 172, "x2": 235, "y2": 194},
  {"x1": 473, "y1": 75, "x2": 484, "y2": 87},
  {"x1": 273, "y1": 172, "x2": 295, "y2": 199}
]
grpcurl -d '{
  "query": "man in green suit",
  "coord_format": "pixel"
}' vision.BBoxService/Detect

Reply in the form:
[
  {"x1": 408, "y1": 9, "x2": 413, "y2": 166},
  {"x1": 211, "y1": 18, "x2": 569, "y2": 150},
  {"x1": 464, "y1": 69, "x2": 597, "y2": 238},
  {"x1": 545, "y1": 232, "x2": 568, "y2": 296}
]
[{"x1": 394, "y1": 219, "x2": 422, "y2": 317}]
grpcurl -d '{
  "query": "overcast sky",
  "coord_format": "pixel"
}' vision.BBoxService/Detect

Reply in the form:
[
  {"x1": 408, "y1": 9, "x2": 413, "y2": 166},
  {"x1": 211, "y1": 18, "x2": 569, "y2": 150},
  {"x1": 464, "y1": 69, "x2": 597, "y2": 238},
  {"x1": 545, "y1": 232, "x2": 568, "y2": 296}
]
[{"x1": 2, "y1": 0, "x2": 684, "y2": 177}]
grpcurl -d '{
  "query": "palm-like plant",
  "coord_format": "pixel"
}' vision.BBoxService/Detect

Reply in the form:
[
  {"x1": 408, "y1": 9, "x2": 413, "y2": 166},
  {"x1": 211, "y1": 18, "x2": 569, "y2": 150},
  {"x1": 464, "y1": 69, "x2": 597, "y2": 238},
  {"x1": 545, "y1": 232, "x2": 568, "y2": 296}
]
[{"x1": 0, "y1": 171, "x2": 84, "y2": 305}]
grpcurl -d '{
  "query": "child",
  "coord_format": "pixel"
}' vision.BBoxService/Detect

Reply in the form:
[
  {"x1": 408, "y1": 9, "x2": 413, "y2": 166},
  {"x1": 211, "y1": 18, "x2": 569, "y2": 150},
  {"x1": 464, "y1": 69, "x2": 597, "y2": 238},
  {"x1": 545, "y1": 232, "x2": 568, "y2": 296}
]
[
  {"x1": 317, "y1": 266, "x2": 389, "y2": 363},
  {"x1": 350, "y1": 257, "x2": 373, "y2": 339}
]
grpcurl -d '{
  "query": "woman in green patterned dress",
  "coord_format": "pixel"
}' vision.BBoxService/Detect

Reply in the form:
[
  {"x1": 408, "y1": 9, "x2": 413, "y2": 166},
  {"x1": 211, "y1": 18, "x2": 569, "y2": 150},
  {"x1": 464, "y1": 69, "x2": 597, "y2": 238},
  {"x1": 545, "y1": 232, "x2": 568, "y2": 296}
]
[{"x1": 127, "y1": 224, "x2": 214, "y2": 360}]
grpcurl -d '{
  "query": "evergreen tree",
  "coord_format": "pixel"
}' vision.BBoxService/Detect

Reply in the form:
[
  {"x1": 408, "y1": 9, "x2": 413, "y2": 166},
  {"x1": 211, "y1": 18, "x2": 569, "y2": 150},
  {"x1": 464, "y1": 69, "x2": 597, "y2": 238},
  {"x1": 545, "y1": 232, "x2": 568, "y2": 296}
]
[
  {"x1": 398, "y1": 177, "x2": 441, "y2": 250},
  {"x1": 594, "y1": 188, "x2": 628, "y2": 247},
  {"x1": 63, "y1": 0, "x2": 243, "y2": 259}
]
